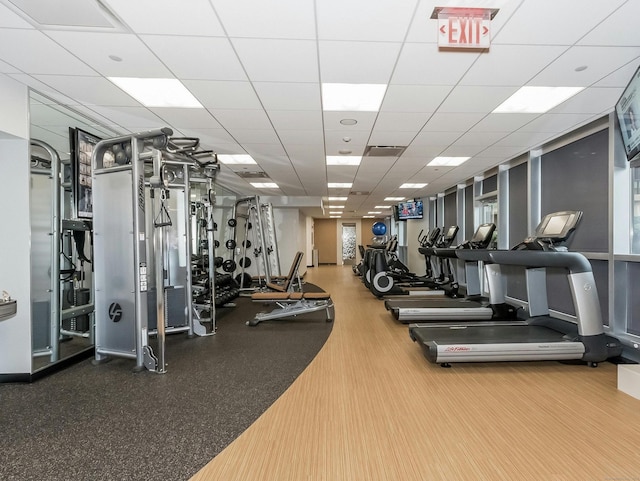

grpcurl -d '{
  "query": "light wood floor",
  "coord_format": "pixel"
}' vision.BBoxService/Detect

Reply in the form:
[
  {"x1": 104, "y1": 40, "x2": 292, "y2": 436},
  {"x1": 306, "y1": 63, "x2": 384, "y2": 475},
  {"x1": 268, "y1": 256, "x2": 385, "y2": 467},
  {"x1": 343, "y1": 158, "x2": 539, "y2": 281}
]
[{"x1": 192, "y1": 265, "x2": 640, "y2": 481}]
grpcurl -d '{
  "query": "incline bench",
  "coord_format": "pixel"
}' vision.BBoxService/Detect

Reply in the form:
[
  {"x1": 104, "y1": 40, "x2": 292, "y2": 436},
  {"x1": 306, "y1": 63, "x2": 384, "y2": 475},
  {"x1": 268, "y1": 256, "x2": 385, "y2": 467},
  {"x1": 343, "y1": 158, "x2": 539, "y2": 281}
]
[{"x1": 247, "y1": 252, "x2": 334, "y2": 326}]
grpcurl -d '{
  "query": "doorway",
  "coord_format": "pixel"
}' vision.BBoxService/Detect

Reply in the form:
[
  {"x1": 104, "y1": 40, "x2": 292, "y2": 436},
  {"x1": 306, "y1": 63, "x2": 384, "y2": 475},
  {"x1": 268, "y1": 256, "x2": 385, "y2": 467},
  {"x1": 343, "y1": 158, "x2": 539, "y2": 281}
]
[{"x1": 342, "y1": 223, "x2": 356, "y2": 265}]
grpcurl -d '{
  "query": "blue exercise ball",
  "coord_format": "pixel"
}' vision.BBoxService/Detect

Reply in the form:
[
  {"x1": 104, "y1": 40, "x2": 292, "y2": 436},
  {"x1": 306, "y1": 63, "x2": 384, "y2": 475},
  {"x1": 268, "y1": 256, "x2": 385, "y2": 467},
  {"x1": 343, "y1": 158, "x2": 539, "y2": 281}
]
[{"x1": 372, "y1": 222, "x2": 387, "y2": 236}]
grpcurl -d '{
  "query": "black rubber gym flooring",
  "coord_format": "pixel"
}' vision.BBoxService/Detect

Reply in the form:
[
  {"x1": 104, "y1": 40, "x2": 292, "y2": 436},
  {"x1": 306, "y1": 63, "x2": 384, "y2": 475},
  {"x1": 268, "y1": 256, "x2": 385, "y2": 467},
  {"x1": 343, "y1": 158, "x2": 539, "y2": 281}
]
[{"x1": 0, "y1": 284, "x2": 333, "y2": 481}]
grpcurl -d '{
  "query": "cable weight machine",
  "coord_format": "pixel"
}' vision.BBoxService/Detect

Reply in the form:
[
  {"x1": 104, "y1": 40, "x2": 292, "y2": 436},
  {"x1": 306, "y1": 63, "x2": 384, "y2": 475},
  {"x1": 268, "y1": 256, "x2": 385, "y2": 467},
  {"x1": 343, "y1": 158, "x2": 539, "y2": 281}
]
[{"x1": 92, "y1": 128, "x2": 219, "y2": 373}]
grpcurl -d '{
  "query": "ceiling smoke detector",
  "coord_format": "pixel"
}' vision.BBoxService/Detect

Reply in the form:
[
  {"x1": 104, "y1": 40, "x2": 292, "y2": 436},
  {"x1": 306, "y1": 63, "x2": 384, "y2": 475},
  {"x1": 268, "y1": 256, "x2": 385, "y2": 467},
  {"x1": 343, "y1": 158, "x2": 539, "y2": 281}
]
[{"x1": 363, "y1": 145, "x2": 407, "y2": 157}]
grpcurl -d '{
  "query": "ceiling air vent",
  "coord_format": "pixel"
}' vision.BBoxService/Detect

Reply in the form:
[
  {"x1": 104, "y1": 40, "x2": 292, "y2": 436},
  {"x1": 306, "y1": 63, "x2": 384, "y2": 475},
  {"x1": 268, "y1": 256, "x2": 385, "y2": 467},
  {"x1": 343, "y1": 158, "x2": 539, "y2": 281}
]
[
  {"x1": 363, "y1": 145, "x2": 407, "y2": 157},
  {"x1": 349, "y1": 191, "x2": 370, "y2": 196},
  {"x1": 235, "y1": 171, "x2": 269, "y2": 179}
]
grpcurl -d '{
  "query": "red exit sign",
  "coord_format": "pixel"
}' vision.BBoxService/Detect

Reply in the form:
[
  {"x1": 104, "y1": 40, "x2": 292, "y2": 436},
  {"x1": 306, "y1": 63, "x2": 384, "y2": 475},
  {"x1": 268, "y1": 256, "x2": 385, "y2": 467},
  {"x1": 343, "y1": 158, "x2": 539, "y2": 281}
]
[{"x1": 433, "y1": 7, "x2": 497, "y2": 49}]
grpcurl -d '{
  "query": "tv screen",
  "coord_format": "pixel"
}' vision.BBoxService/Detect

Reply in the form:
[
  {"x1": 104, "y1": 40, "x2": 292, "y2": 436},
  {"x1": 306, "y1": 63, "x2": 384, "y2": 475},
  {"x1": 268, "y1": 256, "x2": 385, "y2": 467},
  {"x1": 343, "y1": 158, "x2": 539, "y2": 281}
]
[
  {"x1": 397, "y1": 200, "x2": 423, "y2": 220},
  {"x1": 70, "y1": 127, "x2": 101, "y2": 219},
  {"x1": 615, "y1": 65, "x2": 640, "y2": 162}
]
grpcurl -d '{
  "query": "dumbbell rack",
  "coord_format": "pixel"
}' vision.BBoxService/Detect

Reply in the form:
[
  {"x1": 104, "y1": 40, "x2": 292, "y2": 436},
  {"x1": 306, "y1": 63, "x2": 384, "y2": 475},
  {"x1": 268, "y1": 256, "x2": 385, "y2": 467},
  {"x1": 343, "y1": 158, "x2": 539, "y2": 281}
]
[{"x1": 229, "y1": 196, "x2": 281, "y2": 289}]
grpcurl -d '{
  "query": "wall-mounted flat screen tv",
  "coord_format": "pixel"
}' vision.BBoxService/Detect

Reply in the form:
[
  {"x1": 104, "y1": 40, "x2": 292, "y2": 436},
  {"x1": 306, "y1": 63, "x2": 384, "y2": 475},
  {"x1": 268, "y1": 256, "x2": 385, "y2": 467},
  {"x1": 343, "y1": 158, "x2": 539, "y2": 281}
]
[
  {"x1": 615, "y1": 65, "x2": 640, "y2": 163},
  {"x1": 397, "y1": 200, "x2": 423, "y2": 220},
  {"x1": 69, "y1": 127, "x2": 101, "y2": 219}
]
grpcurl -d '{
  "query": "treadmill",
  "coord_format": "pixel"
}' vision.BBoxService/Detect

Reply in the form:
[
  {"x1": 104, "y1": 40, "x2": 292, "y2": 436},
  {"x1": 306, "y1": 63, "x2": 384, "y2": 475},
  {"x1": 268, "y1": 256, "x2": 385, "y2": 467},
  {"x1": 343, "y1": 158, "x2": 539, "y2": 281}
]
[
  {"x1": 384, "y1": 223, "x2": 516, "y2": 323},
  {"x1": 409, "y1": 211, "x2": 623, "y2": 367}
]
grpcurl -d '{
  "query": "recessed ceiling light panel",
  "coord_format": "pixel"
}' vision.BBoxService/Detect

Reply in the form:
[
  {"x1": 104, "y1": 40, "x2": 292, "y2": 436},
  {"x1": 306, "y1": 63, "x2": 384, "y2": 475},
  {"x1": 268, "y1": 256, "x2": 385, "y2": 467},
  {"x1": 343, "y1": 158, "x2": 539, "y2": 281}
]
[
  {"x1": 493, "y1": 86, "x2": 584, "y2": 113},
  {"x1": 428, "y1": 156, "x2": 470, "y2": 166},
  {"x1": 328, "y1": 183, "x2": 353, "y2": 188},
  {"x1": 218, "y1": 154, "x2": 257, "y2": 164},
  {"x1": 108, "y1": 77, "x2": 203, "y2": 108},
  {"x1": 326, "y1": 156, "x2": 362, "y2": 166},
  {"x1": 322, "y1": 83, "x2": 387, "y2": 112},
  {"x1": 250, "y1": 182, "x2": 279, "y2": 188},
  {"x1": 400, "y1": 183, "x2": 428, "y2": 189}
]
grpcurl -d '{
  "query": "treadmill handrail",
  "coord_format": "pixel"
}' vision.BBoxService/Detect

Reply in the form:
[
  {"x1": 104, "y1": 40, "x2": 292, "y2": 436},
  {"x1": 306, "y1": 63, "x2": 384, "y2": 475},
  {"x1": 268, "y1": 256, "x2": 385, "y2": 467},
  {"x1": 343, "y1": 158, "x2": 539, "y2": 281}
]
[{"x1": 487, "y1": 250, "x2": 592, "y2": 274}]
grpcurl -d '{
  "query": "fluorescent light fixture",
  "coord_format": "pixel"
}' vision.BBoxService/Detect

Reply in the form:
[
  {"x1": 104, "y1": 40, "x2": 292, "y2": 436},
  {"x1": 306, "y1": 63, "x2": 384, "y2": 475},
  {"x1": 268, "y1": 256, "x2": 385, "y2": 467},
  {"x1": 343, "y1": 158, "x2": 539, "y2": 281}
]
[
  {"x1": 218, "y1": 154, "x2": 257, "y2": 164},
  {"x1": 493, "y1": 86, "x2": 584, "y2": 113},
  {"x1": 250, "y1": 182, "x2": 279, "y2": 188},
  {"x1": 374, "y1": 205, "x2": 391, "y2": 209},
  {"x1": 322, "y1": 83, "x2": 387, "y2": 112},
  {"x1": 368, "y1": 211, "x2": 382, "y2": 214},
  {"x1": 363, "y1": 215, "x2": 375, "y2": 218},
  {"x1": 108, "y1": 77, "x2": 203, "y2": 108},
  {"x1": 384, "y1": 197, "x2": 405, "y2": 201},
  {"x1": 428, "y1": 156, "x2": 470, "y2": 167},
  {"x1": 329, "y1": 211, "x2": 343, "y2": 214},
  {"x1": 400, "y1": 183, "x2": 427, "y2": 189},
  {"x1": 326, "y1": 155, "x2": 362, "y2": 166},
  {"x1": 328, "y1": 183, "x2": 353, "y2": 188},
  {"x1": 328, "y1": 196, "x2": 348, "y2": 201},
  {"x1": 328, "y1": 205, "x2": 345, "y2": 209},
  {"x1": 330, "y1": 215, "x2": 342, "y2": 218}
]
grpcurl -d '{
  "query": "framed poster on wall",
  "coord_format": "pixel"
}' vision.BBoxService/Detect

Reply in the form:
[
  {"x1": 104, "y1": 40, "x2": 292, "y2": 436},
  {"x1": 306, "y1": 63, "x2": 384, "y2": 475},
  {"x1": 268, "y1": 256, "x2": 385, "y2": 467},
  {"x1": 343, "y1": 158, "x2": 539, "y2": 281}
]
[{"x1": 70, "y1": 127, "x2": 101, "y2": 219}]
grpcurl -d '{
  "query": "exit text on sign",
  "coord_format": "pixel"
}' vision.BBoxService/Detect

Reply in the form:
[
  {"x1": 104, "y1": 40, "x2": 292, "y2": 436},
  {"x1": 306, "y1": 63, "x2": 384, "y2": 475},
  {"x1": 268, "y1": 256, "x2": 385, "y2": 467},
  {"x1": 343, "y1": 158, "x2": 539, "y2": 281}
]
[{"x1": 438, "y1": 15, "x2": 491, "y2": 48}]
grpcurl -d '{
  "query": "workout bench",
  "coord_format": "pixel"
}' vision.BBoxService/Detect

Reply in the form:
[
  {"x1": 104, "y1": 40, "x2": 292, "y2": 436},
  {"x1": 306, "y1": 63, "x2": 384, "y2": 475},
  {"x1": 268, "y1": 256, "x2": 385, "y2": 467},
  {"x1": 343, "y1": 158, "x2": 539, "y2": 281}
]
[{"x1": 247, "y1": 291, "x2": 334, "y2": 326}]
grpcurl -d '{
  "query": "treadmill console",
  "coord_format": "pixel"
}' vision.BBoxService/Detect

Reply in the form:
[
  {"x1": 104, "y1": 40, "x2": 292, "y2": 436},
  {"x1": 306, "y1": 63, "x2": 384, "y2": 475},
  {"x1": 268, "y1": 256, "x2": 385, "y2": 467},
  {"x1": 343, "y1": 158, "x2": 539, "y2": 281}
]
[{"x1": 514, "y1": 211, "x2": 583, "y2": 251}]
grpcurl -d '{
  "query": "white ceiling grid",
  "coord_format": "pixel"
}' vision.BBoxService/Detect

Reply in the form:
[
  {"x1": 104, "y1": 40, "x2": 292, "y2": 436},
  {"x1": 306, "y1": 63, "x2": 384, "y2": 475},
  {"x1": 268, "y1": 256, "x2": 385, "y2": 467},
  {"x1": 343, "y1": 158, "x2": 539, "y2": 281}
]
[{"x1": 0, "y1": 0, "x2": 638, "y2": 218}]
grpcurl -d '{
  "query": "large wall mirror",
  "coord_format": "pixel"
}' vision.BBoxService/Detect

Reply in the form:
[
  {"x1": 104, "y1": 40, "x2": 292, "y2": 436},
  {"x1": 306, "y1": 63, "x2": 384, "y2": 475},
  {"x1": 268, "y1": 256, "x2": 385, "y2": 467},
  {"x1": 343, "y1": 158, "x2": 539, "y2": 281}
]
[{"x1": 29, "y1": 90, "x2": 120, "y2": 373}]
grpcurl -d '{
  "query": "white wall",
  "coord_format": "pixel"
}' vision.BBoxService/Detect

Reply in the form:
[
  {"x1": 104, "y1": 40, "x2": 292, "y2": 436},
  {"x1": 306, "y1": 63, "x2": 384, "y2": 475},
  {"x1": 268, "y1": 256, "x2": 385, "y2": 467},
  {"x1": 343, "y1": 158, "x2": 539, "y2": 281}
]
[
  {"x1": 406, "y1": 218, "x2": 431, "y2": 276},
  {"x1": 0, "y1": 77, "x2": 31, "y2": 375}
]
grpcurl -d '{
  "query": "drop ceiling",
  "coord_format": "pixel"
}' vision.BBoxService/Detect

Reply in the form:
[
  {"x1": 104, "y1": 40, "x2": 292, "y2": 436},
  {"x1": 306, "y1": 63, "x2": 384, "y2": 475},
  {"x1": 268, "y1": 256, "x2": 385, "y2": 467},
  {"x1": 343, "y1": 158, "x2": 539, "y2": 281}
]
[{"x1": 2, "y1": 0, "x2": 639, "y2": 218}]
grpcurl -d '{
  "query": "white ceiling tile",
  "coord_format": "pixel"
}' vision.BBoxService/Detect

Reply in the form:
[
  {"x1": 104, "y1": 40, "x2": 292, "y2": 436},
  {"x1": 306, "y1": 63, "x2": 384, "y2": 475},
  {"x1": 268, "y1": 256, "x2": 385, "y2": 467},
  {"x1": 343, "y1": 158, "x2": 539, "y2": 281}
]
[
  {"x1": 323, "y1": 111, "x2": 379, "y2": 131},
  {"x1": 470, "y1": 113, "x2": 539, "y2": 132},
  {"x1": 381, "y1": 85, "x2": 452, "y2": 112},
  {"x1": 210, "y1": 109, "x2": 272, "y2": 130},
  {"x1": 85, "y1": 106, "x2": 165, "y2": 129},
  {"x1": 287, "y1": 144, "x2": 326, "y2": 164},
  {"x1": 0, "y1": 59, "x2": 20, "y2": 74},
  {"x1": 373, "y1": 112, "x2": 429, "y2": 131},
  {"x1": 243, "y1": 144, "x2": 288, "y2": 159},
  {"x1": 421, "y1": 112, "x2": 485, "y2": 131},
  {"x1": 184, "y1": 80, "x2": 261, "y2": 109},
  {"x1": 277, "y1": 130, "x2": 324, "y2": 145},
  {"x1": 531, "y1": 46, "x2": 640, "y2": 87},
  {"x1": 32, "y1": 75, "x2": 141, "y2": 106},
  {"x1": 391, "y1": 43, "x2": 480, "y2": 85},
  {"x1": 460, "y1": 45, "x2": 568, "y2": 86},
  {"x1": 0, "y1": 2, "x2": 34, "y2": 27},
  {"x1": 453, "y1": 130, "x2": 510, "y2": 147},
  {"x1": 142, "y1": 35, "x2": 246, "y2": 81},
  {"x1": 319, "y1": 41, "x2": 402, "y2": 84},
  {"x1": 438, "y1": 86, "x2": 518, "y2": 113},
  {"x1": 411, "y1": 130, "x2": 464, "y2": 146},
  {"x1": 45, "y1": 31, "x2": 171, "y2": 77},
  {"x1": 517, "y1": 113, "x2": 597, "y2": 134},
  {"x1": 493, "y1": 0, "x2": 626, "y2": 45},
  {"x1": 494, "y1": 131, "x2": 555, "y2": 148},
  {"x1": 324, "y1": 129, "x2": 370, "y2": 145},
  {"x1": 324, "y1": 142, "x2": 368, "y2": 156},
  {"x1": 368, "y1": 131, "x2": 418, "y2": 145},
  {"x1": 473, "y1": 144, "x2": 525, "y2": 160},
  {"x1": 551, "y1": 88, "x2": 624, "y2": 115},
  {"x1": 179, "y1": 128, "x2": 237, "y2": 144},
  {"x1": 150, "y1": 108, "x2": 222, "y2": 129},
  {"x1": 104, "y1": 0, "x2": 225, "y2": 36},
  {"x1": 228, "y1": 129, "x2": 281, "y2": 144},
  {"x1": 269, "y1": 111, "x2": 323, "y2": 131},
  {"x1": 0, "y1": 30, "x2": 95, "y2": 75},
  {"x1": 212, "y1": 0, "x2": 316, "y2": 39},
  {"x1": 401, "y1": 144, "x2": 449, "y2": 158},
  {"x1": 580, "y1": 2, "x2": 640, "y2": 46},
  {"x1": 596, "y1": 62, "x2": 640, "y2": 88},
  {"x1": 232, "y1": 39, "x2": 318, "y2": 82},
  {"x1": 317, "y1": 0, "x2": 418, "y2": 41},
  {"x1": 254, "y1": 82, "x2": 321, "y2": 111}
]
